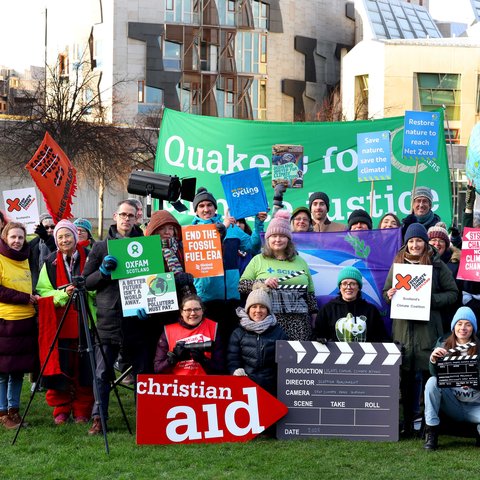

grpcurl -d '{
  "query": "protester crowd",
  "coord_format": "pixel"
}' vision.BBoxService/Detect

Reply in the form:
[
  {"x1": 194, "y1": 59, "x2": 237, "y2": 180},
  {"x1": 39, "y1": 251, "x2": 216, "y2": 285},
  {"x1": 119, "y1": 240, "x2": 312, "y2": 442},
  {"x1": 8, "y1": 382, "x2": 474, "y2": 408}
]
[{"x1": 1, "y1": 182, "x2": 480, "y2": 451}]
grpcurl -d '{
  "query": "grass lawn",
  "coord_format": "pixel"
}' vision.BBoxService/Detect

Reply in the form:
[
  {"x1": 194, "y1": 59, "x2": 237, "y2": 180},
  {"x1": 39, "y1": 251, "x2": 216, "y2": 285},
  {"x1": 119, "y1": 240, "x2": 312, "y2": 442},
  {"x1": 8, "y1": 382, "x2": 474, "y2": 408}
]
[{"x1": 1, "y1": 378, "x2": 479, "y2": 480}]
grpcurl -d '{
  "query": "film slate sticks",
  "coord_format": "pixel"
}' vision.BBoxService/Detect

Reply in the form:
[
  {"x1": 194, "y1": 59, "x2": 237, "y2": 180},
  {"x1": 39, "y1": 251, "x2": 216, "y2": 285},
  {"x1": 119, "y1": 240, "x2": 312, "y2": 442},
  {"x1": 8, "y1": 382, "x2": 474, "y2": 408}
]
[
  {"x1": 275, "y1": 341, "x2": 402, "y2": 442},
  {"x1": 437, "y1": 342, "x2": 479, "y2": 388}
]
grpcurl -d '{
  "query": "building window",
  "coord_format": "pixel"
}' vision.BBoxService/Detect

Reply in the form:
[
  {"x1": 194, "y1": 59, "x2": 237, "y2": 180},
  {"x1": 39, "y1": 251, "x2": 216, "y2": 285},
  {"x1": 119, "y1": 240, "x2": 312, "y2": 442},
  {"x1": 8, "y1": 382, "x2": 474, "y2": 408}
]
[
  {"x1": 252, "y1": 78, "x2": 267, "y2": 120},
  {"x1": 137, "y1": 80, "x2": 164, "y2": 113},
  {"x1": 163, "y1": 41, "x2": 182, "y2": 70},
  {"x1": 355, "y1": 75, "x2": 369, "y2": 120},
  {"x1": 235, "y1": 32, "x2": 267, "y2": 74},
  {"x1": 216, "y1": 0, "x2": 235, "y2": 26},
  {"x1": 165, "y1": 0, "x2": 199, "y2": 24},
  {"x1": 179, "y1": 81, "x2": 201, "y2": 115},
  {"x1": 58, "y1": 53, "x2": 69, "y2": 77},
  {"x1": 417, "y1": 73, "x2": 461, "y2": 121},
  {"x1": 444, "y1": 128, "x2": 460, "y2": 144},
  {"x1": 253, "y1": 1, "x2": 269, "y2": 29},
  {"x1": 93, "y1": 39, "x2": 103, "y2": 69}
]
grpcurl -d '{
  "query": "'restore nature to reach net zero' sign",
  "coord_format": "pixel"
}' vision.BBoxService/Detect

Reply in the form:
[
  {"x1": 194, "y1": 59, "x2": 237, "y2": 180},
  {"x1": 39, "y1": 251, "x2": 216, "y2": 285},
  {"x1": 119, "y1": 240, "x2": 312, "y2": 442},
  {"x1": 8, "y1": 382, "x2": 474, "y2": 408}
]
[{"x1": 154, "y1": 109, "x2": 452, "y2": 226}]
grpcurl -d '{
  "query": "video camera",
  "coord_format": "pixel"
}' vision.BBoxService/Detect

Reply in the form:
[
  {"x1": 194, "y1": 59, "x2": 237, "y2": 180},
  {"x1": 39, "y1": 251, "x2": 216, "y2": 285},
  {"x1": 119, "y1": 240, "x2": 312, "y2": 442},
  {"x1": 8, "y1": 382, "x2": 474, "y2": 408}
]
[{"x1": 176, "y1": 340, "x2": 213, "y2": 352}]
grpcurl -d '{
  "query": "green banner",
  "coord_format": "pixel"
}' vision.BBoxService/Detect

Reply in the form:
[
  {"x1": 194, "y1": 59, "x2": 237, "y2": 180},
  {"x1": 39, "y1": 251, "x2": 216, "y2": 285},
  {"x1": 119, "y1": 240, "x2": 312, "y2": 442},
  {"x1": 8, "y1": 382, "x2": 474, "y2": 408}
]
[
  {"x1": 154, "y1": 109, "x2": 452, "y2": 226},
  {"x1": 107, "y1": 235, "x2": 164, "y2": 280}
]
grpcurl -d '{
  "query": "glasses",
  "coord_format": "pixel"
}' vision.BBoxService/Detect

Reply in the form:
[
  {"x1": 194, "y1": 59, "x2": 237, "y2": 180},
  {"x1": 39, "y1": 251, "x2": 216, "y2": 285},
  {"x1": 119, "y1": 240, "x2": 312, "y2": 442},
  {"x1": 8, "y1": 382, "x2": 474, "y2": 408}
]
[
  {"x1": 44, "y1": 225, "x2": 55, "y2": 230},
  {"x1": 117, "y1": 212, "x2": 136, "y2": 220},
  {"x1": 340, "y1": 281, "x2": 358, "y2": 289},
  {"x1": 182, "y1": 307, "x2": 202, "y2": 314}
]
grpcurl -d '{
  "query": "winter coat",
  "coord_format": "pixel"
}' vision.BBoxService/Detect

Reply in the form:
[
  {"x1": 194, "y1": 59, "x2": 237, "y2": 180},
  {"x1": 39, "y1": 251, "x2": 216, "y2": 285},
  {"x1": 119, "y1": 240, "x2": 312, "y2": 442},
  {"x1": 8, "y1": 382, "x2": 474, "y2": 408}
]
[
  {"x1": 314, "y1": 295, "x2": 389, "y2": 343},
  {"x1": 83, "y1": 224, "x2": 143, "y2": 344},
  {"x1": 383, "y1": 246, "x2": 459, "y2": 372},
  {"x1": 227, "y1": 323, "x2": 288, "y2": 395},
  {"x1": 0, "y1": 239, "x2": 37, "y2": 373}
]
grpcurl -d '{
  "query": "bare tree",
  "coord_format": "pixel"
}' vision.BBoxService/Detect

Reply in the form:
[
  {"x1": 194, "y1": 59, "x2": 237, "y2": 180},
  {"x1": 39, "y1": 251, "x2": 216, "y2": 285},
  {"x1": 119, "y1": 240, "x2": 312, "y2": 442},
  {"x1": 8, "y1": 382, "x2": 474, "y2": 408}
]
[{"x1": 0, "y1": 56, "x2": 157, "y2": 238}]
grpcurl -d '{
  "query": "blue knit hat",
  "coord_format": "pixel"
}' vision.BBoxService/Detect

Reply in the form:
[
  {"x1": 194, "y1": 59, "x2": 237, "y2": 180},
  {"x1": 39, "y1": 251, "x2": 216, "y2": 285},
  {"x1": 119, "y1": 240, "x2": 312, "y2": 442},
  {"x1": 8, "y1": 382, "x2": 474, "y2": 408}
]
[
  {"x1": 337, "y1": 266, "x2": 363, "y2": 288},
  {"x1": 451, "y1": 306, "x2": 477, "y2": 333},
  {"x1": 404, "y1": 223, "x2": 429, "y2": 244},
  {"x1": 74, "y1": 218, "x2": 92, "y2": 236}
]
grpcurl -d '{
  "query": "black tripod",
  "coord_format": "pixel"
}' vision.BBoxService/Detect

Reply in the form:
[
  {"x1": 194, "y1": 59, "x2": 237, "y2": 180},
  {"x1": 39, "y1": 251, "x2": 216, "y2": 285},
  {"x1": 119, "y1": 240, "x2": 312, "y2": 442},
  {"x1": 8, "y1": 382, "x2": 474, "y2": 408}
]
[{"x1": 12, "y1": 276, "x2": 132, "y2": 454}]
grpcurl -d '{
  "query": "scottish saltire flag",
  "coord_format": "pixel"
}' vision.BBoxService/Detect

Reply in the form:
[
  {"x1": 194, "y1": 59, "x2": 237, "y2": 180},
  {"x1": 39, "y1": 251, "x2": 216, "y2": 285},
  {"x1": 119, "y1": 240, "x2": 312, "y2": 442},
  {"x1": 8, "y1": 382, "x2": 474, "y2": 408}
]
[{"x1": 293, "y1": 228, "x2": 402, "y2": 334}]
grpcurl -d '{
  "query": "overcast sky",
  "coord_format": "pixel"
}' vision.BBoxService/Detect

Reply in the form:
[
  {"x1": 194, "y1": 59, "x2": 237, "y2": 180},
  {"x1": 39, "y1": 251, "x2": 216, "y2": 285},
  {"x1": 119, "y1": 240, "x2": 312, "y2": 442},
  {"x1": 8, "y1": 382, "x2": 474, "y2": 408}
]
[{"x1": 0, "y1": 0, "x2": 476, "y2": 72}]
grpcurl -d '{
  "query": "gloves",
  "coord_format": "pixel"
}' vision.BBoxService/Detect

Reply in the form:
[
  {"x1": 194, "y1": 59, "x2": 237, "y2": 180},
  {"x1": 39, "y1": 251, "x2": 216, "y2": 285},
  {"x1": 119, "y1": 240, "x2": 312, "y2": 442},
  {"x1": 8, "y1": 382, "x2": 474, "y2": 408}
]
[
  {"x1": 99, "y1": 255, "x2": 118, "y2": 276},
  {"x1": 233, "y1": 368, "x2": 247, "y2": 376},
  {"x1": 167, "y1": 342, "x2": 190, "y2": 365},
  {"x1": 35, "y1": 223, "x2": 50, "y2": 241},
  {"x1": 215, "y1": 223, "x2": 227, "y2": 242},
  {"x1": 466, "y1": 184, "x2": 475, "y2": 211},
  {"x1": 190, "y1": 349, "x2": 206, "y2": 364},
  {"x1": 136, "y1": 308, "x2": 148, "y2": 320},
  {"x1": 273, "y1": 183, "x2": 287, "y2": 209},
  {"x1": 174, "y1": 272, "x2": 194, "y2": 289}
]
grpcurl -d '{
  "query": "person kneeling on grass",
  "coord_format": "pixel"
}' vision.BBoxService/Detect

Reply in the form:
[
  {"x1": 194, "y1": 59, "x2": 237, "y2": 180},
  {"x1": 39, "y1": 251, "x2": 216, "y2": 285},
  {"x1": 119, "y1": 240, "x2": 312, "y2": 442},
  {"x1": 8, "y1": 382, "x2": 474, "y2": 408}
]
[
  {"x1": 424, "y1": 306, "x2": 480, "y2": 450},
  {"x1": 227, "y1": 283, "x2": 287, "y2": 396}
]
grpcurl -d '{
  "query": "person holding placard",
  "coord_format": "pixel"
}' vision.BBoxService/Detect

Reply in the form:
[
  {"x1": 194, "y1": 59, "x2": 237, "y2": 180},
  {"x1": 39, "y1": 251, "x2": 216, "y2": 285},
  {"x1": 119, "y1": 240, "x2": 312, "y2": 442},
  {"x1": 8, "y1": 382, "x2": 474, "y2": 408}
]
[
  {"x1": 424, "y1": 306, "x2": 480, "y2": 450},
  {"x1": 82, "y1": 199, "x2": 144, "y2": 435},
  {"x1": 401, "y1": 186, "x2": 441, "y2": 236},
  {"x1": 239, "y1": 210, "x2": 317, "y2": 341},
  {"x1": 383, "y1": 223, "x2": 458, "y2": 437},
  {"x1": 191, "y1": 187, "x2": 265, "y2": 343}
]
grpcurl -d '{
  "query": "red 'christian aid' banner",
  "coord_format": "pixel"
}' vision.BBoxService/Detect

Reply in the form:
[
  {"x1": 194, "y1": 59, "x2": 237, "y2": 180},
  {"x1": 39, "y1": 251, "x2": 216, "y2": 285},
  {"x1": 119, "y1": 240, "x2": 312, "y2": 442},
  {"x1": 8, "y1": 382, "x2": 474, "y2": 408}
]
[{"x1": 136, "y1": 375, "x2": 288, "y2": 445}]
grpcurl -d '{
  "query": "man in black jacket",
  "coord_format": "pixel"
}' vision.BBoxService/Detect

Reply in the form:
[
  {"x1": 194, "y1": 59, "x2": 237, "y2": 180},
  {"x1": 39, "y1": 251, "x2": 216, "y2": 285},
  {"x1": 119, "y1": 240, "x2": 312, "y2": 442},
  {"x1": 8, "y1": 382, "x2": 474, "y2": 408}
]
[{"x1": 83, "y1": 199, "x2": 143, "y2": 435}]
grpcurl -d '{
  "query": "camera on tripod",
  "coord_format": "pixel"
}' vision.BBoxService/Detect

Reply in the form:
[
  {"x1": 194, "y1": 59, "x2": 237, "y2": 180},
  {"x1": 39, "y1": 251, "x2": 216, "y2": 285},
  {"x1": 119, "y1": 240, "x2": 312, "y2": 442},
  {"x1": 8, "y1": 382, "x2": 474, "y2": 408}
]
[{"x1": 71, "y1": 275, "x2": 86, "y2": 289}]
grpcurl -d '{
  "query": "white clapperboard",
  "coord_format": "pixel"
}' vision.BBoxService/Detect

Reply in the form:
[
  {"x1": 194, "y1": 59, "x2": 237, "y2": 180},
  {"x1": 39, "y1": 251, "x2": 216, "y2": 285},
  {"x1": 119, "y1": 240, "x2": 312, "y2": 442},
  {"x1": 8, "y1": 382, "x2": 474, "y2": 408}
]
[
  {"x1": 437, "y1": 342, "x2": 479, "y2": 388},
  {"x1": 276, "y1": 341, "x2": 402, "y2": 442}
]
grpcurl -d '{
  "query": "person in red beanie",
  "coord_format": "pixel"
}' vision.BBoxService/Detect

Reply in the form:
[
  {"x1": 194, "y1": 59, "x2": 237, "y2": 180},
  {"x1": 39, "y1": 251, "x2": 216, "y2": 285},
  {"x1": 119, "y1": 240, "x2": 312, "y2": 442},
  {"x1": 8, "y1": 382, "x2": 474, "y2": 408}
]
[{"x1": 36, "y1": 220, "x2": 94, "y2": 425}]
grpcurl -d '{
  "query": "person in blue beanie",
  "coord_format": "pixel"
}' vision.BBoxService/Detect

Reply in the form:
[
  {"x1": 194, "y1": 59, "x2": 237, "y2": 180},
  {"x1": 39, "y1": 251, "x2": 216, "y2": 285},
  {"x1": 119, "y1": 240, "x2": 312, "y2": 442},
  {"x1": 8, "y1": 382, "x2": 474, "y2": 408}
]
[{"x1": 423, "y1": 306, "x2": 480, "y2": 450}]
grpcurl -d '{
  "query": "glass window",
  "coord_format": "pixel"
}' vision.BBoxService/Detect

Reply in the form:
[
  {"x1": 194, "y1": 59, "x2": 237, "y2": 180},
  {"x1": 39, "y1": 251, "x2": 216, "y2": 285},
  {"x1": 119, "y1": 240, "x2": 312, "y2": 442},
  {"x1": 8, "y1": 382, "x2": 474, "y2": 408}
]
[
  {"x1": 417, "y1": 73, "x2": 460, "y2": 121},
  {"x1": 235, "y1": 31, "x2": 266, "y2": 74},
  {"x1": 163, "y1": 41, "x2": 181, "y2": 70},
  {"x1": 137, "y1": 81, "x2": 164, "y2": 114},
  {"x1": 165, "y1": 0, "x2": 199, "y2": 24}
]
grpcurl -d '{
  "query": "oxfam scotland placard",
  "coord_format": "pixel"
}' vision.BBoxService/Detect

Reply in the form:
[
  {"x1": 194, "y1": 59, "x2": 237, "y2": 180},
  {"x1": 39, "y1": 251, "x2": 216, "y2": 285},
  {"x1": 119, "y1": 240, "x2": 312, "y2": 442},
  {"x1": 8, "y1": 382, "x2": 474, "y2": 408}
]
[{"x1": 107, "y1": 235, "x2": 164, "y2": 280}]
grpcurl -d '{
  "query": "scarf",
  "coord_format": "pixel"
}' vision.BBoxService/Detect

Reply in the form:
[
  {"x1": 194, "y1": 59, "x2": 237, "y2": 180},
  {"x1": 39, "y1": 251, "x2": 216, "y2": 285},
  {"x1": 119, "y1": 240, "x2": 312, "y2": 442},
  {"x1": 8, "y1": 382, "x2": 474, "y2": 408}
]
[
  {"x1": 416, "y1": 209, "x2": 434, "y2": 227},
  {"x1": 162, "y1": 237, "x2": 183, "y2": 274},
  {"x1": 54, "y1": 247, "x2": 87, "y2": 338},
  {"x1": 37, "y1": 296, "x2": 63, "y2": 376},
  {"x1": 191, "y1": 213, "x2": 223, "y2": 225},
  {"x1": 236, "y1": 307, "x2": 277, "y2": 334}
]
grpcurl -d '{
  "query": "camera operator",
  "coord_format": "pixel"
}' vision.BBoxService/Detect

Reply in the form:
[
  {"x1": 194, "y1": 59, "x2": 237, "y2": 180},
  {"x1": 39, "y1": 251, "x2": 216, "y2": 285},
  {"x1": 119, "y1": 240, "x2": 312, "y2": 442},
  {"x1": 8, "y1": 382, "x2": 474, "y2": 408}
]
[
  {"x1": 154, "y1": 295, "x2": 225, "y2": 375},
  {"x1": 36, "y1": 220, "x2": 95, "y2": 425}
]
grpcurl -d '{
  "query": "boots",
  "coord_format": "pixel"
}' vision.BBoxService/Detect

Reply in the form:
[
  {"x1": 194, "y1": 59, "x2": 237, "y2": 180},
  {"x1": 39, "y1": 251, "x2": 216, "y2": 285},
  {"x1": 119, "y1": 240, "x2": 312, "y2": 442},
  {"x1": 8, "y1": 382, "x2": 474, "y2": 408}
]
[
  {"x1": 8, "y1": 408, "x2": 27, "y2": 427},
  {"x1": 424, "y1": 425, "x2": 439, "y2": 450},
  {"x1": 0, "y1": 411, "x2": 19, "y2": 430}
]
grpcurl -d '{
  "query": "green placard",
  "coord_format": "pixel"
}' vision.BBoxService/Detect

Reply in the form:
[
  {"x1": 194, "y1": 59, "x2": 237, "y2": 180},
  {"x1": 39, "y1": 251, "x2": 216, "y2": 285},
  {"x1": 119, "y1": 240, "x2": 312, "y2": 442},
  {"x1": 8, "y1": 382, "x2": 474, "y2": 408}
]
[{"x1": 107, "y1": 235, "x2": 164, "y2": 280}]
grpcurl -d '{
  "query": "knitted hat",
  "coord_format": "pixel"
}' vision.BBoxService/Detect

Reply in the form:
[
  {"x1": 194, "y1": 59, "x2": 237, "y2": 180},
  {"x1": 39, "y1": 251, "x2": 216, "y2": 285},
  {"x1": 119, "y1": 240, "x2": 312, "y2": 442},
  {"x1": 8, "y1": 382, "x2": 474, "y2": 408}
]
[
  {"x1": 74, "y1": 218, "x2": 92, "y2": 236},
  {"x1": 451, "y1": 306, "x2": 477, "y2": 333},
  {"x1": 53, "y1": 220, "x2": 78, "y2": 248},
  {"x1": 245, "y1": 283, "x2": 272, "y2": 314},
  {"x1": 290, "y1": 206, "x2": 312, "y2": 222},
  {"x1": 428, "y1": 222, "x2": 450, "y2": 248},
  {"x1": 404, "y1": 223, "x2": 429, "y2": 244},
  {"x1": 309, "y1": 192, "x2": 330, "y2": 212},
  {"x1": 347, "y1": 209, "x2": 372, "y2": 230},
  {"x1": 39, "y1": 213, "x2": 53, "y2": 224},
  {"x1": 265, "y1": 210, "x2": 292, "y2": 240},
  {"x1": 337, "y1": 266, "x2": 363, "y2": 288},
  {"x1": 145, "y1": 210, "x2": 181, "y2": 238},
  {"x1": 193, "y1": 187, "x2": 217, "y2": 212},
  {"x1": 413, "y1": 186, "x2": 433, "y2": 205}
]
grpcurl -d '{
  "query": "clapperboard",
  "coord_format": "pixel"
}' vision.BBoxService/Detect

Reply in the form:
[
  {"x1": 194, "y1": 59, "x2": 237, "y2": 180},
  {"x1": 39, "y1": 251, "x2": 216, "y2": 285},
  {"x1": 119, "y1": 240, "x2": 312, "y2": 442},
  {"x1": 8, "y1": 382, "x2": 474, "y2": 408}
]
[
  {"x1": 276, "y1": 340, "x2": 402, "y2": 442},
  {"x1": 270, "y1": 270, "x2": 308, "y2": 314},
  {"x1": 437, "y1": 342, "x2": 479, "y2": 388}
]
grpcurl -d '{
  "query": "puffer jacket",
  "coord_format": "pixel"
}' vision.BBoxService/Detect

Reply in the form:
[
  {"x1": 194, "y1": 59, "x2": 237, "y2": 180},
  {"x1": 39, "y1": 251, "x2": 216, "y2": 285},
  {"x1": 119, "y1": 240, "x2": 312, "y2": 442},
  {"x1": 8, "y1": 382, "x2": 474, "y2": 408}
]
[{"x1": 227, "y1": 321, "x2": 287, "y2": 395}]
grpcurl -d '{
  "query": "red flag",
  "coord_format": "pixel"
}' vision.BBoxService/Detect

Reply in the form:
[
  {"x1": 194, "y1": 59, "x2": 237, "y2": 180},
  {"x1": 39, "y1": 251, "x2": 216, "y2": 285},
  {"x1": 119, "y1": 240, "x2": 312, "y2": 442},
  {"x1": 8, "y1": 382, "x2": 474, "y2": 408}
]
[{"x1": 25, "y1": 132, "x2": 77, "y2": 222}]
